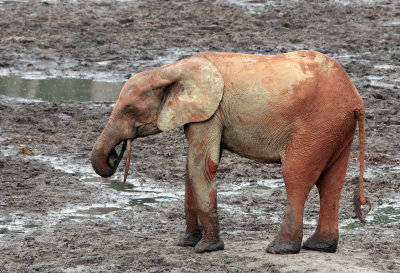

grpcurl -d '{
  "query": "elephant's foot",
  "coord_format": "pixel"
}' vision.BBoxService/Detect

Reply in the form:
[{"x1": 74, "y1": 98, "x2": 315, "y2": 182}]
[
  {"x1": 266, "y1": 237, "x2": 301, "y2": 254},
  {"x1": 194, "y1": 239, "x2": 224, "y2": 253},
  {"x1": 177, "y1": 231, "x2": 202, "y2": 247},
  {"x1": 302, "y1": 232, "x2": 338, "y2": 253}
]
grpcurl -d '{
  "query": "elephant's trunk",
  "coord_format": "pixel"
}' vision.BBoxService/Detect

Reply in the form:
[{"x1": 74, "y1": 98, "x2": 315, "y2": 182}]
[{"x1": 91, "y1": 121, "x2": 127, "y2": 177}]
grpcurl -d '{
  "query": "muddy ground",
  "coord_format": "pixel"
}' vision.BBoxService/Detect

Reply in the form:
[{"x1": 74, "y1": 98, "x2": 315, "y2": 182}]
[{"x1": 0, "y1": 0, "x2": 399, "y2": 272}]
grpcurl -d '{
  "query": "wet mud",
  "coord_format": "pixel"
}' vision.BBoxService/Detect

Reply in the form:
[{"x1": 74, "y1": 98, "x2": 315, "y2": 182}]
[{"x1": 0, "y1": 0, "x2": 399, "y2": 272}]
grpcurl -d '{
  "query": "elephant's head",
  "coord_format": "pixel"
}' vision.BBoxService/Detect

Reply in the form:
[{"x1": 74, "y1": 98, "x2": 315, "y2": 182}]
[{"x1": 91, "y1": 56, "x2": 224, "y2": 181}]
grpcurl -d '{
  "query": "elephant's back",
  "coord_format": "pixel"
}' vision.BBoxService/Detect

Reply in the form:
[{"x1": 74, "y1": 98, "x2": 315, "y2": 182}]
[
  {"x1": 199, "y1": 50, "x2": 339, "y2": 98},
  {"x1": 201, "y1": 50, "x2": 363, "y2": 117}
]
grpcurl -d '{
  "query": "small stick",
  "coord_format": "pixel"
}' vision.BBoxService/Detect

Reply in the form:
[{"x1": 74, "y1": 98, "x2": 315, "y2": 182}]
[{"x1": 123, "y1": 139, "x2": 132, "y2": 184}]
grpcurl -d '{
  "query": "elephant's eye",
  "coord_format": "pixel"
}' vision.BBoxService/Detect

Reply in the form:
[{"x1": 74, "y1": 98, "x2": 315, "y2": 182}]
[{"x1": 119, "y1": 104, "x2": 136, "y2": 115}]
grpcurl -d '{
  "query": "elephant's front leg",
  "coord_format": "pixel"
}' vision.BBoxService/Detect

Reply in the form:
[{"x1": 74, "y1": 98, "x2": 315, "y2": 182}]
[
  {"x1": 182, "y1": 119, "x2": 224, "y2": 253},
  {"x1": 176, "y1": 167, "x2": 202, "y2": 247}
]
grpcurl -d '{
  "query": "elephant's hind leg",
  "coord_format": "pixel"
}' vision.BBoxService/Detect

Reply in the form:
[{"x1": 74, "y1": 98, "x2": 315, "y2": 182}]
[
  {"x1": 303, "y1": 143, "x2": 352, "y2": 253},
  {"x1": 267, "y1": 142, "x2": 325, "y2": 254}
]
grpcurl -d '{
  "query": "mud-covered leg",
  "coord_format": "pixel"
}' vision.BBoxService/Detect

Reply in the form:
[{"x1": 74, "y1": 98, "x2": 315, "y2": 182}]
[
  {"x1": 185, "y1": 117, "x2": 224, "y2": 253},
  {"x1": 303, "y1": 144, "x2": 352, "y2": 253},
  {"x1": 266, "y1": 197, "x2": 311, "y2": 254},
  {"x1": 267, "y1": 143, "x2": 323, "y2": 254},
  {"x1": 177, "y1": 164, "x2": 202, "y2": 247}
]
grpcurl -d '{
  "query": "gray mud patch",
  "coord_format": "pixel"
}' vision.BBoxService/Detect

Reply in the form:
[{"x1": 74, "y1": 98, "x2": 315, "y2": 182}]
[{"x1": 1, "y1": 0, "x2": 400, "y2": 272}]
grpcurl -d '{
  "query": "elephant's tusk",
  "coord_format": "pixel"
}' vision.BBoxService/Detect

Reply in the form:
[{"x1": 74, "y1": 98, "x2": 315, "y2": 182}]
[{"x1": 123, "y1": 139, "x2": 132, "y2": 184}]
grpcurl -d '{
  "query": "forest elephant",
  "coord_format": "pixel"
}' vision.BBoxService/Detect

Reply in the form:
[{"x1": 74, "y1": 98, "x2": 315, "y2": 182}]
[{"x1": 91, "y1": 50, "x2": 370, "y2": 254}]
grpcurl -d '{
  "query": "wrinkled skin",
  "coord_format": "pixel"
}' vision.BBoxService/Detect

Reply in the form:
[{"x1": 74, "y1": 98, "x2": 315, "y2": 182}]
[{"x1": 91, "y1": 50, "x2": 369, "y2": 254}]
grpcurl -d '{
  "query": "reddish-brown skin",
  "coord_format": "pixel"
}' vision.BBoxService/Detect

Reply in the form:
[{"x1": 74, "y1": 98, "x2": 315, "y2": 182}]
[{"x1": 91, "y1": 50, "x2": 368, "y2": 254}]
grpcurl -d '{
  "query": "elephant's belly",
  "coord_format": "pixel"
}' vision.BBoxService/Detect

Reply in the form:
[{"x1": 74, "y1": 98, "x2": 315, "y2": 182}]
[{"x1": 221, "y1": 126, "x2": 289, "y2": 163}]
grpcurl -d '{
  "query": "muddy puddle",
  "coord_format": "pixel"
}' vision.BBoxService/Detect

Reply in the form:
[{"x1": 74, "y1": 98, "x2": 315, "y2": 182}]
[
  {"x1": 343, "y1": 201, "x2": 400, "y2": 229},
  {"x1": 0, "y1": 204, "x2": 124, "y2": 236},
  {"x1": 0, "y1": 76, "x2": 124, "y2": 102},
  {"x1": 228, "y1": 0, "x2": 396, "y2": 14},
  {"x1": 81, "y1": 176, "x2": 184, "y2": 206},
  {"x1": 0, "y1": 141, "x2": 183, "y2": 235},
  {"x1": 0, "y1": 0, "x2": 78, "y2": 3},
  {"x1": 0, "y1": 215, "x2": 42, "y2": 236}
]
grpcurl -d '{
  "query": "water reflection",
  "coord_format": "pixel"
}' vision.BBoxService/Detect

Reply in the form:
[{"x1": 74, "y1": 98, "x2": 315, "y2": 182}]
[{"x1": 0, "y1": 76, "x2": 124, "y2": 102}]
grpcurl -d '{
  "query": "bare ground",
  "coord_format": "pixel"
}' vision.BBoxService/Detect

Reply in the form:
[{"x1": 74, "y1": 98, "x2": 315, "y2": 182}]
[{"x1": 0, "y1": 0, "x2": 399, "y2": 272}]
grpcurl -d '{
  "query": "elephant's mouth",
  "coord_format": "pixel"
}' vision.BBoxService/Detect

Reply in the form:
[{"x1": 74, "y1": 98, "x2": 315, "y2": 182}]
[{"x1": 107, "y1": 138, "x2": 132, "y2": 184}]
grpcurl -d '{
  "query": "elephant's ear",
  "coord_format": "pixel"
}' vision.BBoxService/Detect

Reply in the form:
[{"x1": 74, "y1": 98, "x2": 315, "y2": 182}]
[{"x1": 157, "y1": 56, "x2": 224, "y2": 131}]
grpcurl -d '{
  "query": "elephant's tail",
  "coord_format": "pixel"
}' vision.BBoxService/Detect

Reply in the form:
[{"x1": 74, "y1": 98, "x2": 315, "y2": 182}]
[{"x1": 353, "y1": 108, "x2": 371, "y2": 223}]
